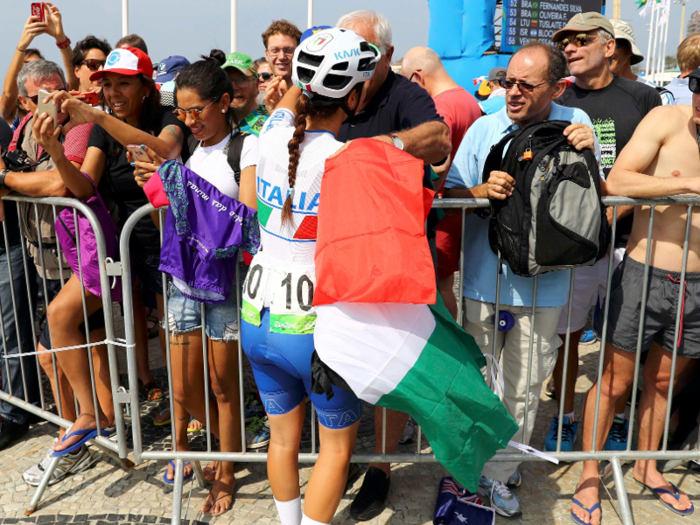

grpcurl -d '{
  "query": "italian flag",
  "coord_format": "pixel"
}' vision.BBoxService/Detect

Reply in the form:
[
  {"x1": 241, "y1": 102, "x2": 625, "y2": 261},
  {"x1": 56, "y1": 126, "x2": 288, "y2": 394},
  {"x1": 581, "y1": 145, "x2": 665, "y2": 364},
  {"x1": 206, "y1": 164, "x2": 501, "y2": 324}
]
[
  {"x1": 314, "y1": 300, "x2": 518, "y2": 492},
  {"x1": 313, "y1": 139, "x2": 519, "y2": 491}
]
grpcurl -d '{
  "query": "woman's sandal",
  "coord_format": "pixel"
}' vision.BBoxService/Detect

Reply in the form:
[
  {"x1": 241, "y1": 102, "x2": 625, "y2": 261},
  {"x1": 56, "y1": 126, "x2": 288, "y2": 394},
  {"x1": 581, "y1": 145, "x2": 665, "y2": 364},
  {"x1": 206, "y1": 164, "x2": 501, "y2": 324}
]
[
  {"x1": 187, "y1": 417, "x2": 204, "y2": 433},
  {"x1": 139, "y1": 380, "x2": 165, "y2": 402},
  {"x1": 153, "y1": 408, "x2": 171, "y2": 426},
  {"x1": 203, "y1": 480, "x2": 235, "y2": 516}
]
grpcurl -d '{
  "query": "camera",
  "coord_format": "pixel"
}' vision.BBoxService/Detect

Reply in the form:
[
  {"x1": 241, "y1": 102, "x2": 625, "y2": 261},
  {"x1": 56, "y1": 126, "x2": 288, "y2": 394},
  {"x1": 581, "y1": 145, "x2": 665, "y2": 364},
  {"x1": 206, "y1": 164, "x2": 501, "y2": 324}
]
[{"x1": 2, "y1": 149, "x2": 33, "y2": 172}]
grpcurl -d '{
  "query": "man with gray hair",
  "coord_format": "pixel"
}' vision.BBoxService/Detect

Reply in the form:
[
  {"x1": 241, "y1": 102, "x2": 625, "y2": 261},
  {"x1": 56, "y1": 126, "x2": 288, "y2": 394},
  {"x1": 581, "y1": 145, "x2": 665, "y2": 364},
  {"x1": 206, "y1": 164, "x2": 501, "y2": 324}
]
[
  {"x1": 334, "y1": 10, "x2": 452, "y2": 521},
  {"x1": 0, "y1": 60, "x2": 105, "y2": 480}
]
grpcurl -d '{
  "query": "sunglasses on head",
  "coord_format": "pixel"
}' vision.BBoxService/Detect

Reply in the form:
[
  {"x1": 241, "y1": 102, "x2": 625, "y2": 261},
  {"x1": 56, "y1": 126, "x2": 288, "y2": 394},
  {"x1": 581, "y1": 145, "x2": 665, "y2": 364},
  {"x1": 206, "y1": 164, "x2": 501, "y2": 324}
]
[
  {"x1": 556, "y1": 33, "x2": 598, "y2": 51},
  {"x1": 80, "y1": 59, "x2": 106, "y2": 71},
  {"x1": 259, "y1": 72, "x2": 273, "y2": 81},
  {"x1": 28, "y1": 87, "x2": 67, "y2": 105},
  {"x1": 689, "y1": 77, "x2": 700, "y2": 94},
  {"x1": 173, "y1": 98, "x2": 219, "y2": 122},
  {"x1": 503, "y1": 79, "x2": 549, "y2": 93}
]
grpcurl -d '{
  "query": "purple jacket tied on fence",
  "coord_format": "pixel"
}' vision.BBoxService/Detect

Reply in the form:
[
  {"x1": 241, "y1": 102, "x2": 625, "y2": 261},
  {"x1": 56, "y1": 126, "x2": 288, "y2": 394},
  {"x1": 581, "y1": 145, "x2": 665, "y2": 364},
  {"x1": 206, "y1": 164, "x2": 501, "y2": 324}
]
[
  {"x1": 157, "y1": 160, "x2": 260, "y2": 304},
  {"x1": 55, "y1": 172, "x2": 122, "y2": 301}
]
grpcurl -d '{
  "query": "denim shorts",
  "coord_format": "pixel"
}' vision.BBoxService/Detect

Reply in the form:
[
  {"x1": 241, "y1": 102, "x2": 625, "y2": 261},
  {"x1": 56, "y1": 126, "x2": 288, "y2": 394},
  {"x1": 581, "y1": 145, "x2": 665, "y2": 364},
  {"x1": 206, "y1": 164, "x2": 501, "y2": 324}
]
[{"x1": 165, "y1": 283, "x2": 240, "y2": 342}]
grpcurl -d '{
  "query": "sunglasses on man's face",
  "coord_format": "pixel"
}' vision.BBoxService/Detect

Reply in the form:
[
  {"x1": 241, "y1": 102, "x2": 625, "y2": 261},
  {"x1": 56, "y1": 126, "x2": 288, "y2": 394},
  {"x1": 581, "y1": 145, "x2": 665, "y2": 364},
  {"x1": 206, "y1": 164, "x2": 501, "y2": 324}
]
[
  {"x1": 28, "y1": 87, "x2": 67, "y2": 105},
  {"x1": 556, "y1": 33, "x2": 598, "y2": 51},
  {"x1": 689, "y1": 77, "x2": 700, "y2": 94},
  {"x1": 80, "y1": 59, "x2": 106, "y2": 71},
  {"x1": 503, "y1": 79, "x2": 549, "y2": 94},
  {"x1": 259, "y1": 72, "x2": 273, "y2": 81}
]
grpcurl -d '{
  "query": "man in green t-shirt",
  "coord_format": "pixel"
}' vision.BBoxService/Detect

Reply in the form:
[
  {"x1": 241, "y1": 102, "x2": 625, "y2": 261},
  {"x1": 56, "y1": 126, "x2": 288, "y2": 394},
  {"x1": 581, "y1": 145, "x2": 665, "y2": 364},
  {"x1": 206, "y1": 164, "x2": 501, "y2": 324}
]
[{"x1": 222, "y1": 52, "x2": 269, "y2": 136}]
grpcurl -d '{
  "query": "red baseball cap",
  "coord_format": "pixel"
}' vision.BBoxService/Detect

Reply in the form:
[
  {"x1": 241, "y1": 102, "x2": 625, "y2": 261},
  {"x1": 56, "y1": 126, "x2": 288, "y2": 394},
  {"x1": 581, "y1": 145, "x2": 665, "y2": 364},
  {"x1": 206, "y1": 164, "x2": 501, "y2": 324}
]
[{"x1": 90, "y1": 47, "x2": 153, "y2": 81}]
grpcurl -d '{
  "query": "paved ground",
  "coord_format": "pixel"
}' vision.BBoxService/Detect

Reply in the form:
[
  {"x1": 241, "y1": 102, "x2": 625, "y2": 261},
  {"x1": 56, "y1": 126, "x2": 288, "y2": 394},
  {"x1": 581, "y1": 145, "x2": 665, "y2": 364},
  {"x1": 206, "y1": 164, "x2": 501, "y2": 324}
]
[{"x1": 1, "y1": 313, "x2": 699, "y2": 524}]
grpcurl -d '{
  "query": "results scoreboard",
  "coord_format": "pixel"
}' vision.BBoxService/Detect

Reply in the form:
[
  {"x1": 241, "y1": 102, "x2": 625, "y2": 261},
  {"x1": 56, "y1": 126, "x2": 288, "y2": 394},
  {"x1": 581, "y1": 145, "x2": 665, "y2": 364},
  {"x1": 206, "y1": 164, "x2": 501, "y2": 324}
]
[{"x1": 501, "y1": 0, "x2": 604, "y2": 53}]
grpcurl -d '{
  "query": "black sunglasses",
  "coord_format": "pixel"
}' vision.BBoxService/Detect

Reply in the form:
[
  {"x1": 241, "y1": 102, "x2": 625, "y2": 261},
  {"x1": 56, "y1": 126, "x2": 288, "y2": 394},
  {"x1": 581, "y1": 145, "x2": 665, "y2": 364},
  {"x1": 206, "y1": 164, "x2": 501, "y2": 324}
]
[
  {"x1": 80, "y1": 59, "x2": 106, "y2": 71},
  {"x1": 503, "y1": 79, "x2": 549, "y2": 93},
  {"x1": 409, "y1": 69, "x2": 423, "y2": 82},
  {"x1": 689, "y1": 77, "x2": 700, "y2": 94},
  {"x1": 28, "y1": 87, "x2": 67, "y2": 105},
  {"x1": 259, "y1": 72, "x2": 273, "y2": 81}
]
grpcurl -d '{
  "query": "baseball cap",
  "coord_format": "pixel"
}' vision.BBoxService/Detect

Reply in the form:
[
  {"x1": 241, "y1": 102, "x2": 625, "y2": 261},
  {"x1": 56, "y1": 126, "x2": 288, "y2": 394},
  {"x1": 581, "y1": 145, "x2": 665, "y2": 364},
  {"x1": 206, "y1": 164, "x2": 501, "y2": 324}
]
[
  {"x1": 488, "y1": 67, "x2": 507, "y2": 82},
  {"x1": 551, "y1": 12, "x2": 615, "y2": 43},
  {"x1": 90, "y1": 47, "x2": 153, "y2": 81},
  {"x1": 155, "y1": 55, "x2": 190, "y2": 83},
  {"x1": 610, "y1": 19, "x2": 644, "y2": 65},
  {"x1": 477, "y1": 79, "x2": 492, "y2": 97},
  {"x1": 301, "y1": 25, "x2": 333, "y2": 42},
  {"x1": 222, "y1": 52, "x2": 257, "y2": 77}
]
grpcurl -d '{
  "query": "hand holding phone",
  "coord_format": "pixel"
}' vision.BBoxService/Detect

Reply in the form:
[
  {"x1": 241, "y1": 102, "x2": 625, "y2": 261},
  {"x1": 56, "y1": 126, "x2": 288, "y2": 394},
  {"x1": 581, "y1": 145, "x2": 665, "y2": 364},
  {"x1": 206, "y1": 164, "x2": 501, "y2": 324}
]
[
  {"x1": 75, "y1": 92, "x2": 99, "y2": 106},
  {"x1": 31, "y1": 3, "x2": 45, "y2": 23},
  {"x1": 37, "y1": 89, "x2": 57, "y2": 122},
  {"x1": 127, "y1": 145, "x2": 153, "y2": 164}
]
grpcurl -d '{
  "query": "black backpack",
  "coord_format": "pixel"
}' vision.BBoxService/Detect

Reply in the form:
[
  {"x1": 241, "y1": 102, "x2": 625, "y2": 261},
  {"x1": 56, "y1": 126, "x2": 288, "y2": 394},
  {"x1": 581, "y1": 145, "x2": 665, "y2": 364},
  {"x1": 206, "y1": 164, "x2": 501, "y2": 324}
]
[
  {"x1": 185, "y1": 130, "x2": 248, "y2": 184},
  {"x1": 482, "y1": 120, "x2": 610, "y2": 277}
]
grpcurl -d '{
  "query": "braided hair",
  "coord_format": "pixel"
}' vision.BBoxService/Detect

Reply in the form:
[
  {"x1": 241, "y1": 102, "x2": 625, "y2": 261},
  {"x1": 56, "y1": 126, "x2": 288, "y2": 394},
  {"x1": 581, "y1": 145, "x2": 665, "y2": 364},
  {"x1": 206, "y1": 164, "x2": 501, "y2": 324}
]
[{"x1": 281, "y1": 94, "x2": 340, "y2": 225}]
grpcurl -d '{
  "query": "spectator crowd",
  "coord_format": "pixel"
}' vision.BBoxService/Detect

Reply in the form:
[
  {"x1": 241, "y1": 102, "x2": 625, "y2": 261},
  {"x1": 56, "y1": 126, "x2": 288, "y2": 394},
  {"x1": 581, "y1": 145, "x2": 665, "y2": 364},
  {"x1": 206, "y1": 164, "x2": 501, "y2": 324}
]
[{"x1": 0, "y1": 5, "x2": 699, "y2": 525}]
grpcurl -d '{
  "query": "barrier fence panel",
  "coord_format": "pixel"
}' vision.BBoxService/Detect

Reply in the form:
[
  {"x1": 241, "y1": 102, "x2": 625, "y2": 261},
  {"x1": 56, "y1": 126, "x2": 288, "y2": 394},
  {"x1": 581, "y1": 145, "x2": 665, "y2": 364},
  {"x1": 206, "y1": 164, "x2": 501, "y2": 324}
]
[
  {"x1": 74, "y1": 197, "x2": 700, "y2": 524},
  {"x1": 0, "y1": 195, "x2": 132, "y2": 515}
]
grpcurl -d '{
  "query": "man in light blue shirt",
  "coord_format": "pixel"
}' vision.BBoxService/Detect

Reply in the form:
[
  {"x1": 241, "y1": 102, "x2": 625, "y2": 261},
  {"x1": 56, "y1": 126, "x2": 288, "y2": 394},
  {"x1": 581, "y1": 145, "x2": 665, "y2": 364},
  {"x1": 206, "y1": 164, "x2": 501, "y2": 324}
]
[
  {"x1": 665, "y1": 34, "x2": 700, "y2": 106},
  {"x1": 444, "y1": 41, "x2": 599, "y2": 519}
]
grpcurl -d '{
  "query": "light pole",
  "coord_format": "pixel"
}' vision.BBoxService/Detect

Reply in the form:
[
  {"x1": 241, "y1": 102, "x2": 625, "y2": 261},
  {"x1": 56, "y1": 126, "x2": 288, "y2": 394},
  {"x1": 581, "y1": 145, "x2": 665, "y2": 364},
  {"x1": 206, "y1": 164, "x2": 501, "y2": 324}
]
[
  {"x1": 122, "y1": 0, "x2": 128, "y2": 36},
  {"x1": 677, "y1": 0, "x2": 688, "y2": 44},
  {"x1": 613, "y1": 0, "x2": 621, "y2": 19},
  {"x1": 231, "y1": 0, "x2": 238, "y2": 52}
]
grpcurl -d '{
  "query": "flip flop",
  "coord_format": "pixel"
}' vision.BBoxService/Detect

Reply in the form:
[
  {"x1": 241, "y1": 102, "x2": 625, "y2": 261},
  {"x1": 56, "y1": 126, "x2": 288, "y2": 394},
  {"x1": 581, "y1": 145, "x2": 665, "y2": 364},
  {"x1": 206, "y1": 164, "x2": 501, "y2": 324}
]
[
  {"x1": 187, "y1": 417, "x2": 204, "y2": 433},
  {"x1": 52, "y1": 427, "x2": 111, "y2": 457},
  {"x1": 635, "y1": 479, "x2": 694, "y2": 516},
  {"x1": 162, "y1": 460, "x2": 193, "y2": 484},
  {"x1": 153, "y1": 408, "x2": 172, "y2": 426},
  {"x1": 203, "y1": 480, "x2": 235, "y2": 516},
  {"x1": 571, "y1": 497, "x2": 602, "y2": 525}
]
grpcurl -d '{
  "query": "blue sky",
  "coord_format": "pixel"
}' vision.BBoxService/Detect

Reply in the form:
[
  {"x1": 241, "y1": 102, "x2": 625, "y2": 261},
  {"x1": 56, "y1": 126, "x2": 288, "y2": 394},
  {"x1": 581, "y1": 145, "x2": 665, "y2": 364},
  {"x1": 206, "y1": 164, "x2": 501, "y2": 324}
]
[{"x1": 0, "y1": 1, "x2": 696, "y2": 84}]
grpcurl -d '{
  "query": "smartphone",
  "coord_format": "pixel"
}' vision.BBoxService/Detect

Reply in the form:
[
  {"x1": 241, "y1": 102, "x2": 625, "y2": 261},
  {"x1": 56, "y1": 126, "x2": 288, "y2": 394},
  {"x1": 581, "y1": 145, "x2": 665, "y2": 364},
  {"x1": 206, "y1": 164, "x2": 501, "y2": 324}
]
[
  {"x1": 31, "y1": 3, "x2": 45, "y2": 23},
  {"x1": 127, "y1": 145, "x2": 152, "y2": 163},
  {"x1": 36, "y1": 89, "x2": 57, "y2": 121},
  {"x1": 76, "y1": 92, "x2": 99, "y2": 106}
]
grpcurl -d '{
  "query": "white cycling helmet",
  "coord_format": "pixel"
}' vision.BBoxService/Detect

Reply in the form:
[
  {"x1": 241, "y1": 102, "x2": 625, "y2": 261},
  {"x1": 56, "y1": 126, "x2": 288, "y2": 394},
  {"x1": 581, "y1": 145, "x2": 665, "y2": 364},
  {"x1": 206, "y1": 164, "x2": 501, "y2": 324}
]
[{"x1": 292, "y1": 27, "x2": 381, "y2": 100}]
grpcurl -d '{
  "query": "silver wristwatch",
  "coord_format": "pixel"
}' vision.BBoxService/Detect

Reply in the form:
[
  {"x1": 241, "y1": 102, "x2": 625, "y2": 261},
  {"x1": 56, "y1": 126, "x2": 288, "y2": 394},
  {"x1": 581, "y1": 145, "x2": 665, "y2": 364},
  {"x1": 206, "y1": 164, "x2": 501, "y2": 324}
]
[{"x1": 389, "y1": 133, "x2": 404, "y2": 151}]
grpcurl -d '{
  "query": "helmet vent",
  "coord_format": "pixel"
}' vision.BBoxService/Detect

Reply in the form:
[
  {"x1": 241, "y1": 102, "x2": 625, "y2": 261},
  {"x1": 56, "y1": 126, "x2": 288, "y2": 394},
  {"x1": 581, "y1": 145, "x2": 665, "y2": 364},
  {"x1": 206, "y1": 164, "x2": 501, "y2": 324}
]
[
  {"x1": 296, "y1": 66, "x2": 315, "y2": 84},
  {"x1": 323, "y1": 74, "x2": 352, "y2": 90},
  {"x1": 358, "y1": 57, "x2": 377, "y2": 72},
  {"x1": 298, "y1": 50, "x2": 324, "y2": 67},
  {"x1": 331, "y1": 62, "x2": 349, "y2": 71}
]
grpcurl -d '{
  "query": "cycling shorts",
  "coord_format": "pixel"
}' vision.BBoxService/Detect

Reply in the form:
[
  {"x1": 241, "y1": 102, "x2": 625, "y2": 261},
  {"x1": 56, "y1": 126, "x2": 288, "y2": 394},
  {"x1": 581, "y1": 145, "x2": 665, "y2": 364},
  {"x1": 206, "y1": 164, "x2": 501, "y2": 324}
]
[{"x1": 241, "y1": 308, "x2": 362, "y2": 429}]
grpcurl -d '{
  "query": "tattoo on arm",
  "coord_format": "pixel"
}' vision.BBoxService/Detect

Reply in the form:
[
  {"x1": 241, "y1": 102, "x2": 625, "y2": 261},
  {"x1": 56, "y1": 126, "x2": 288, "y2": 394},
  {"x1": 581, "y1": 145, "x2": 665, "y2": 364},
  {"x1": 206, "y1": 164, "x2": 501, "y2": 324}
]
[{"x1": 164, "y1": 125, "x2": 183, "y2": 144}]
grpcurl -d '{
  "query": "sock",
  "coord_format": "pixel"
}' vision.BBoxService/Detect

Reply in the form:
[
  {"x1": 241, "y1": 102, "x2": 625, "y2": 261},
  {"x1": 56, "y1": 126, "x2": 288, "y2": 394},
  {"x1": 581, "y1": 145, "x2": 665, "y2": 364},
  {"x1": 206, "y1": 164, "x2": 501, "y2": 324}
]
[
  {"x1": 274, "y1": 496, "x2": 302, "y2": 525},
  {"x1": 301, "y1": 515, "x2": 329, "y2": 525},
  {"x1": 564, "y1": 411, "x2": 576, "y2": 423},
  {"x1": 615, "y1": 412, "x2": 625, "y2": 421}
]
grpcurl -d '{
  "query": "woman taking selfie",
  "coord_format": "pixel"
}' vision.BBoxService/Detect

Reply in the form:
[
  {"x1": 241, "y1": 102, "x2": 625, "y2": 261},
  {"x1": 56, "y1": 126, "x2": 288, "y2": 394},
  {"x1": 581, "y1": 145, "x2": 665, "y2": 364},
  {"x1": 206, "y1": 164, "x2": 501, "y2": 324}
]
[
  {"x1": 133, "y1": 51, "x2": 259, "y2": 515},
  {"x1": 241, "y1": 29, "x2": 380, "y2": 525},
  {"x1": 34, "y1": 46, "x2": 187, "y2": 456}
]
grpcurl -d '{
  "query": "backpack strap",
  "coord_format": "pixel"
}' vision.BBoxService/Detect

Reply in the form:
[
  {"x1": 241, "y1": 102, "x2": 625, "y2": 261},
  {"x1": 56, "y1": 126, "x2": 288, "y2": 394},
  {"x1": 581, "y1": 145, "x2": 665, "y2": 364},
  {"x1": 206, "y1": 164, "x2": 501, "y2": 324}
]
[{"x1": 225, "y1": 131, "x2": 249, "y2": 185}]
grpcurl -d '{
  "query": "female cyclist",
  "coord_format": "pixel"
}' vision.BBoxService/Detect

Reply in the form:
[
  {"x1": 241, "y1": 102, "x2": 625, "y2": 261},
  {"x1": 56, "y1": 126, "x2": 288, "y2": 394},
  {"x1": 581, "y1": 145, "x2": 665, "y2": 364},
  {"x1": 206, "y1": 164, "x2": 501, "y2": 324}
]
[
  {"x1": 34, "y1": 46, "x2": 187, "y2": 455},
  {"x1": 241, "y1": 28, "x2": 380, "y2": 525},
  {"x1": 134, "y1": 52, "x2": 259, "y2": 515}
]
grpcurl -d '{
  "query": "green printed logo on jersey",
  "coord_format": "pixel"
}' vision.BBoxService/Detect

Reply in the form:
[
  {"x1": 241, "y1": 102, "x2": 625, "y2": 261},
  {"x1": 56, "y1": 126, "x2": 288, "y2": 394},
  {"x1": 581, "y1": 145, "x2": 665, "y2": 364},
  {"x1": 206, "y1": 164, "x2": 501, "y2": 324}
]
[
  {"x1": 269, "y1": 314, "x2": 316, "y2": 335},
  {"x1": 241, "y1": 300, "x2": 261, "y2": 327}
]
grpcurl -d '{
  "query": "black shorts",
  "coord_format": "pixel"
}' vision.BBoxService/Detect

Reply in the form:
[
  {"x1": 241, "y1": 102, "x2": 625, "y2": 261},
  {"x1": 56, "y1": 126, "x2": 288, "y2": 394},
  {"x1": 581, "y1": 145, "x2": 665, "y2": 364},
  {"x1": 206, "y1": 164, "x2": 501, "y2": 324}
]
[
  {"x1": 38, "y1": 278, "x2": 105, "y2": 350},
  {"x1": 133, "y1": 253, "x2": 165, "y2": 298},
  {"x1": 595, "y1": 256, "x2": 700, "y2": 359}
]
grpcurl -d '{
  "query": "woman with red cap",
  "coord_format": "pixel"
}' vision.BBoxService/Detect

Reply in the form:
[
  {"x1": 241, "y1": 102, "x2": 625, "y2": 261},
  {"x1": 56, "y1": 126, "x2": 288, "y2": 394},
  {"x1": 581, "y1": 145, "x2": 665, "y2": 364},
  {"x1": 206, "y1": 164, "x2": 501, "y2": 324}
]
[{"x1": 32, "y1": 46, "x2": 188, "y2": 456}]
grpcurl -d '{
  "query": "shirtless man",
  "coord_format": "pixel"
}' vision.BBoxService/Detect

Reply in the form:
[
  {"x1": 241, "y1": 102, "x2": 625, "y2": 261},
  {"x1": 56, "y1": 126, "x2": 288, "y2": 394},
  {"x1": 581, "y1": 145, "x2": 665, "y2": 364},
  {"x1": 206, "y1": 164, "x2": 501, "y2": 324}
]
[{"x1": 571, "y1": 71, "x2": 700, "y2": 525}]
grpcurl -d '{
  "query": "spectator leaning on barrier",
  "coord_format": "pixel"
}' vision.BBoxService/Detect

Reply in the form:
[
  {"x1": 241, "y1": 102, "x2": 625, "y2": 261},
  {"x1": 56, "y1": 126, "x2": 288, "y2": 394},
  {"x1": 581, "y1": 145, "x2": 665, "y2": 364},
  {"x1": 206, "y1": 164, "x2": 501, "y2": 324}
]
[
  {"x1": 1, "y1": 3, "x2": 78, "y2": 129},
  {"x1": 570, "y1": 69, "x2": 700, "y2": 525},
  {"x1": 665, "y1": 33, "x2": 700, "y2": 106},
  {"x1": 609, "y1": 19, "x2": 674, "y2": 105},
  {"x1": 332, "y1": 10, "x2": 452, "y2": 521},
  {"x1": 548, "y1": 12, "x2": 661, "y2": 455},
  {"x1": 401, "y1": 46, "x2": 481, "y2": 321},
  {"x1": 262, "y1": 20, "x2": 302, "y2": 112},
  {"x1": 221, "y1": 51, "x2": 269, "y2": 136},
  {"x1": 1, "y1": 59, "x2": 113, "y2": 480},
  {"x1": 0, "y1": 118, "x2": 39, "y2": 452},
  {"x1": 443, "y1": 42, "x2": 598, "y2": 519}
]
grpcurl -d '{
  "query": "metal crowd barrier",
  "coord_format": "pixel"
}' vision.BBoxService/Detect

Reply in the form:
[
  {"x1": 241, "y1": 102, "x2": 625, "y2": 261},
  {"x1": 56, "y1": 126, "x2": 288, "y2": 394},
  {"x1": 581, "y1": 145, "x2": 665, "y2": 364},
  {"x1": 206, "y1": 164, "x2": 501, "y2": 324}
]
[
  {"x1": 0, "y1": 195, "x2": 132, "y2": 515},
  {"x1": 2, "y1": 195, "x2": 699, "y2": 525}
]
